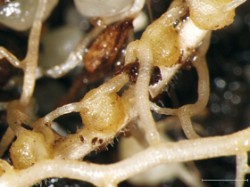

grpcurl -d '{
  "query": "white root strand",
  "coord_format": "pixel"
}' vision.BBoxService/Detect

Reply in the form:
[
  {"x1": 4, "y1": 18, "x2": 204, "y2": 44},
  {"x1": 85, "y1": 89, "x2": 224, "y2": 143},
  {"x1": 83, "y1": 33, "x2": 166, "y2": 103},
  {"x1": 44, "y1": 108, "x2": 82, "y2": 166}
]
[
  {"x1": 44, "y1": 26, "x2": 104, "y2": 78},
  {"x1": 20, "y1": 21, "x2": 42, "y2": 104},
  {"x1": 1, "y1": 127, "x2": 250, "y2": 187},
  {"x1": 236, "y1": 152, "x2": 249, "y2": 187},
  {"x1": 177, "y1": 56, "x2": 210, "y2": 138},
  {"x1": 135, "y1": 41, "x2": 161, "y2": 145},
  {"x1": 20, "y1": 0, "x2": 47, "y2": 104},
  {"x1": 33, "y1": 102, "x2": 83, "y2": 128},
  {"x1": 0, "y1": 47, "x2": 21, "y2": 68},
  {"x1": 188, "y1": 57, "x2": 210, "y2": 115},
  {"x1": 177, "y1": 111, "x2": 200, "y2": 139}
]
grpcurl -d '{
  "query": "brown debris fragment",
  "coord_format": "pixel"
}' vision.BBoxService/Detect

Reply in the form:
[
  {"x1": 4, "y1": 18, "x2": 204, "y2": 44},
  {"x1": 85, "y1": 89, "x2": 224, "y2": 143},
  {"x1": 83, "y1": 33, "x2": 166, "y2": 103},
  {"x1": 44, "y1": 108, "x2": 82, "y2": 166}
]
[
  {"x1": 79, "y1": 135, "x2": 84, "y2": 143},
  {"x1": 84, "y1": 19, "x2": 133, "y2": 72},
  {"x1": 150, "y1": 66, "x2": 162, "y2": 85},
  {"x1": 91, "y1": 137, "x2": 98, "y2": 145},
  {"x1": 115, "y1": 62, "x2": 139, "y2": 83}
]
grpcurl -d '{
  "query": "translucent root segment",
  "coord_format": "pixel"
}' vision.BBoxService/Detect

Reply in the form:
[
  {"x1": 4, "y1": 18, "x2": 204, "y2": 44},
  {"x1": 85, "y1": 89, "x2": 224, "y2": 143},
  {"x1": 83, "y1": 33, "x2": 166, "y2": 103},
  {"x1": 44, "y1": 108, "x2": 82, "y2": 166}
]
[
  {"x1": 223, "y1": 0, "x2": 247, "y2": 11},
  {"x1": 103, "y1": 0, "x2": 146, "y2": 25}
]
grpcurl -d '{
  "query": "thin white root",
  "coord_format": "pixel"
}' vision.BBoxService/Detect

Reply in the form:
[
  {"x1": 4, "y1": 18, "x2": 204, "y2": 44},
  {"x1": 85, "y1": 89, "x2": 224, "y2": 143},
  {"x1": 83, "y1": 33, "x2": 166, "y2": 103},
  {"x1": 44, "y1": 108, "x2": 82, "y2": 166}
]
[
  {"x1": 150, "y1": 103, "x2": 177, "y2": 115},
  {"x1": 44, "y1": 26, "x2": 104, "y2": 78},
  {"x1": 177, "y1": 56, "x2": 210, "y2": 116},
  {"x1": 0, "y1": 47, "x2": 21, "y2": 68},
  {"x1": 33, "y1": 102, "x2": 83, "y2": 129},
  {"x1": 20, "y1": 21, "x2": 42, "y2": 104},
  {"x1": 81, "y1": 73, "x2": 129, "y2": 97},
  {"x1": 178, "y1": 111, "x2": 200, "y2": 139},
  {"x1": 188, "y1": 56, "x2": 210, "y2": 115},
  {"x1": 20, "y1": 0, "x2": 46, "y2": 104}
]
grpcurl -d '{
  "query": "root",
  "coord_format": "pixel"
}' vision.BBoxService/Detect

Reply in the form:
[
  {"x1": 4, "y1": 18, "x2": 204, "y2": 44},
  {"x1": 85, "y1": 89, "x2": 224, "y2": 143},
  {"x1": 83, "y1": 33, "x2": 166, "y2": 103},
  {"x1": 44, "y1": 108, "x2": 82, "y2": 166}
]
[
  {"x1": 1, "y1": 127, "x2": 250, "y2": 186},
  {"x1": 132, "y1": 41, "x2": 161, "y2": 145}
]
